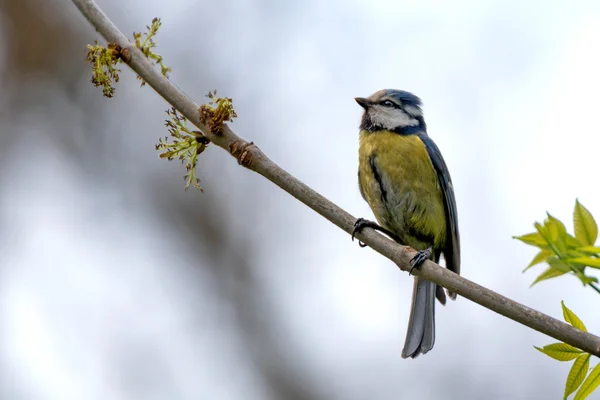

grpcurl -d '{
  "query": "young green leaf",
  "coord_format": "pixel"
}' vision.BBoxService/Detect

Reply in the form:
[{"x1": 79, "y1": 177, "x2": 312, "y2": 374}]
[
  {"x1": 565, "y1": 354, "x2": 591, "y2": 399},
  {"x1": 561, "y1": 301, "x2": 587, "y2": 332},
  {"x1": 535, "y1": 343, "x2": 582, "y2": 361},
  {"x1": 580, "y1": 275, "x2": 599, "y2": 285},
  {"x1": 537, "y1": 221, "x2": 566, "y2": 252},
  {"x1": 531, "y1": 267, "x2": 568, "y2": 287},
  {"x1": 567, "y1": 234, "x2": 583, "y2": 249},
  {"x1": 514, "y1": 232, "x2": 548, "y2": 248},
  {"x1": 577, "y1": 246, "x2": 600, "y2": 255},
  {"x1": 546, "y1": 214, "x2": 568, "y2": 252},
  {"x1": 545, "y1": 215, "x2": 562, "y2": 244},
  {"x1": 574, "y1": 362, "x2": 600, "y2": 400},
  {"x1": 574, "y1": 200, "x2": 598, "y2": 247},
  {"x1": 567, "y1": 257, "x2": 600, "y2": 269},
  {"x1": 523, "y1": 249, "x2": 552, "y2": 272},
  {"x1": 547, "y1": 213, "x2": 568, "y2": 238},
  {"x1": 549, "y1": 258, "x2": 573, "y2": 273},
  {"x1": 563, "y1": 252, "x2": 589, "y2": 264}
]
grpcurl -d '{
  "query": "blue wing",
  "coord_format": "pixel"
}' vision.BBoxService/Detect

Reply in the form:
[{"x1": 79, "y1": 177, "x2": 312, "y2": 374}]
[{"x1": 417, "y1": 133, "x2": 461, "y2": 280}]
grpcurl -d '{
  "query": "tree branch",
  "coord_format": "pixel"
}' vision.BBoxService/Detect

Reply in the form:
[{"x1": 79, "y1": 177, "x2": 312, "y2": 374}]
[{"x1": 72, "y1": 0, "x2": 600, "y2": 358}]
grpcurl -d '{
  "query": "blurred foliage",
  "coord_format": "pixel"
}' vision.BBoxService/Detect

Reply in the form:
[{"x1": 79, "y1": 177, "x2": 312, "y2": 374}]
[{"x1": 516, "y1": 200, "x2": 600, "y2": 399}]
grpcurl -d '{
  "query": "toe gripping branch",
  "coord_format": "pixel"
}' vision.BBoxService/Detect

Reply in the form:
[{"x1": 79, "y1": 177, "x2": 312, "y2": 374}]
[
  {"x1": 351, "y1": 218, "x2": 403, "y2": 248},
  {"x1": 409, "y1": 247, "x2": 432, "y2": 275}
]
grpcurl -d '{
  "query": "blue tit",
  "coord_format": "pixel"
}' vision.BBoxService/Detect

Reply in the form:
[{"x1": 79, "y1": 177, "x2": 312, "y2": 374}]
[{"x1": 351, "y1": 89, "x2": 460, "y2": 358}]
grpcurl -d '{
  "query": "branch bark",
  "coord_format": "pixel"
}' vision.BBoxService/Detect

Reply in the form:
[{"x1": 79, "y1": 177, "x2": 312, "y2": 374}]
[{"x1": 72, "y1": 0, "x2": 600, "y2": 358}]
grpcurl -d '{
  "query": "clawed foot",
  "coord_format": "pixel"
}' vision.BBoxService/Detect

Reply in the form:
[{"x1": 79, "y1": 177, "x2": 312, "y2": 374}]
[
  {"x1": 409, "y1": 247, "x2": 432, "y2": 275},
  {"x1": 352, "y1": 218, "x2": 403, "y2": 247},
  {"x1": 352, "y1": 218, "x2": 375, "y2": 247}
]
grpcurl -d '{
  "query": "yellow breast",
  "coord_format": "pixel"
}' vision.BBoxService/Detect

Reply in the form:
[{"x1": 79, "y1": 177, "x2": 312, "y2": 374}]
[{"x1": 358, "y1": 130, "x2": 447, "y2": 249}]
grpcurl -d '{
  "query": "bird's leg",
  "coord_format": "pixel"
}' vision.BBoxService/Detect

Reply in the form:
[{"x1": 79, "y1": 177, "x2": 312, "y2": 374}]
[
  {"x1": 409, "y1": 247, "x2": 433, "y2": 275},
  {"x1": 352, "y1": 218, "x2": 403, "y2": 247}
]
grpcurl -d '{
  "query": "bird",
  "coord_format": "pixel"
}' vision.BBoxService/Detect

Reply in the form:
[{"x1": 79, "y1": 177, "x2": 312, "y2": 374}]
[{"x1": 351, "y1": 89, "x2": 460, "y2": 358}]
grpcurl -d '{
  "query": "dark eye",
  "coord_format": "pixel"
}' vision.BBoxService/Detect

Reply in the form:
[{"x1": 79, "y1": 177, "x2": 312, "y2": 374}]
[{"x1": 381, "y1": 100, "x2": 395, "y2": 107}]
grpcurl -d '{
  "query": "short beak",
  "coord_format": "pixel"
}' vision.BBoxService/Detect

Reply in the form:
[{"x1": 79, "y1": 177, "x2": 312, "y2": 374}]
[{"x1": 354, "y1": 97, "x2": 371, "y2": 110}]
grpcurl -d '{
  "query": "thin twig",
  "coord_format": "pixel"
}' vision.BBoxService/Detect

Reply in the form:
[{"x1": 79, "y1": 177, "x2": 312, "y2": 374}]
[{"x1": 71, "y1": 0, "x2": 600, "y2": 358}]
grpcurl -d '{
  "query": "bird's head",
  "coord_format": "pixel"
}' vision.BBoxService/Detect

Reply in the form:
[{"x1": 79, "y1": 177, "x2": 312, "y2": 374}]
[{"x1": 355, "y1": 89, "x2": 426, "y2": 134}]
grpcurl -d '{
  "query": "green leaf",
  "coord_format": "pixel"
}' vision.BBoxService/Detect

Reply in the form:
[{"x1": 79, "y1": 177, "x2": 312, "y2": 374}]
[
  {"x1": 531, "y1": 267, "x2": 568, "y2": 286},
  {"x1": 547, "y1": 214, "x2": 568, "y2": 252},
  {"x1": 547, "y1": 213, "x2": 568, "y2": 237},
  {"x1": 565, "y1": 354, "x2": 591, "y2": 399},
  {"x1": 564, "y1": 250, "x2": 588, "y2": 259},
  {"x1": 574, "y1": 362, "x2": 600, "y2": 400},
  {"x1": 567, "y1": 257, "x2": 600, "y2": 269},
  {"x1": 563, "y1": 252, "x2": 589, "y2": 263},
  {"x1": 581, "y1": 275, "x2": 599, "y2": 285},
  {"x1": 514, "y1": 232, "x2": 548, "y2": 248},
  {"x1": 574, "y1": 200, "x2": 597, "y2": 247},
  {"x1": 546, "y1": 215, "x2": 561, "y2": 242},
  {"x1": 535, "y1": 343, "x2": 582, "y2": 361},
  {"x1": 561, "y1": 301, "x2": 587, "y2": 332},
  {"x1": 567, "y1": 234, "x2": 583, "y2": 249},
  {"x1": 523, "y1": 249, "x2": 553, "y2": 272},
  {"x1": 578, "y1": 246, "x2": 600, "y2": 255},
  {"x1": 549, "y1": 258, "x2": 573, "y2": 273},
  {"x1": 536, "y1": 221, "x2": 563, "y2": 251}
]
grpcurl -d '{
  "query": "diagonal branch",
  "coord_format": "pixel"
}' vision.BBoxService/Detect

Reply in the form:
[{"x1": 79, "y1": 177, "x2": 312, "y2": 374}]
[{"x1": 72, "y1": 0, "x2": 600, "y2": 358}]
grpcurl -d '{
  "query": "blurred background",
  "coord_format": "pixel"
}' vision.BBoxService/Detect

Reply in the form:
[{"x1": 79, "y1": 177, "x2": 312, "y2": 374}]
[{"x1": 1, "y1": 0, "x2": 599, "y2": 399}]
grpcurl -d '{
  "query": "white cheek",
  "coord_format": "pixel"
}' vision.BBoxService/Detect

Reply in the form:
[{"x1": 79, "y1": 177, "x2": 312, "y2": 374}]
[{"x1": 378, "y1": 108, "x2": 403, "y2": 129}]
